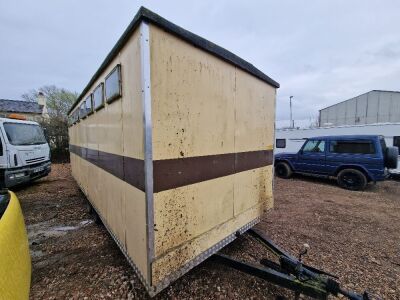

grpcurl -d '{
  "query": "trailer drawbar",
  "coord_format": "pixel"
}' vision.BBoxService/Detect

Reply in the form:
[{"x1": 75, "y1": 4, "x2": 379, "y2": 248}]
[{"x1": 211, "y1": 228, "x2": 376, "y2": 300}]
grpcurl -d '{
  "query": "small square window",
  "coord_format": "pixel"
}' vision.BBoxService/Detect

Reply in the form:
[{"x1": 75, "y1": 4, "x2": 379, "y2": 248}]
[
  {"x1": 276, "y1": 139, "x2": 286, "y2": 148},
  {"x1": 79, "y1": 102, "x2": 87, "y2": 119},
  {"x1": 93, "y1": 83, "x2": 104, "y2": 111},
  {"x1": 85, "y1": 94, "x2": 93, "y2": 115},
  {"x1": 105, "y1": 64, "x2": 122, "y2": 103}
]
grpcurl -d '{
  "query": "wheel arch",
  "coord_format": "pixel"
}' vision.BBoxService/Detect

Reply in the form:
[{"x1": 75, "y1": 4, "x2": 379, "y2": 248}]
[
  {"x1": 334, "y1": 165, "x2": 372, "y2": 181},
  {"x1": 274, "y1": 159, "x2": 294, "y2": 171}
]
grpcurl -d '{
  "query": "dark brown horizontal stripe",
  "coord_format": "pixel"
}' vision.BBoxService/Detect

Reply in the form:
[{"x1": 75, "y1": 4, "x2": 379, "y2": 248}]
[
  {"x1": 69, "y1": 145, "x2": 145, "y2": 191},
  {"x1": 69, "y1": 145, "x2": 273, "y2": 193},
  {"x1": 153, "y1": 150, "x2": 273, "y2": 193}
]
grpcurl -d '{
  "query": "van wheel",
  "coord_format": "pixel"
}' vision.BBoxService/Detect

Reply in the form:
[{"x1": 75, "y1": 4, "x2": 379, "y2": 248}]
[
  {"x1": 275, "y1": 162, "x2": 293, "y2": 179},
  {"x1": 337, "y1": 169, "x2": 367, "y2": 191}
]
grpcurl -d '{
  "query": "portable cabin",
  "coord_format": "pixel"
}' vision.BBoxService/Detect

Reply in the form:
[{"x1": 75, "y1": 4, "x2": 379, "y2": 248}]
[{"x1": 68, "y1": 7, "x2": 279, "y2": 296}]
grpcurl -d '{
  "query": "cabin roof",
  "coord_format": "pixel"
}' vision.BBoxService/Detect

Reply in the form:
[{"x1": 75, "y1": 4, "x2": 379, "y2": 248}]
[
  {"x1": 68, "y1": 6, "x2": 279, "y2": 114},
  {"x1": 0, "y1": 99, "x2": 43, "y2": 114}
]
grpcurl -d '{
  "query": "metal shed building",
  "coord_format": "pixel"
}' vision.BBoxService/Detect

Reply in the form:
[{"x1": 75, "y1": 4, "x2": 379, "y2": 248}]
[
  {"x1": 68, "y1": 7, "x2": 279, "y2": 295},
  {"x1": 319, "y1": 90, "x2": 400, "y2": 126}
]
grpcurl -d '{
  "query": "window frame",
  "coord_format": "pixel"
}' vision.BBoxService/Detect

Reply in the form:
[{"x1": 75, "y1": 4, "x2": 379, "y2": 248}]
[
  {"x1": 79, "y1": 101, "x2": 87, "y2": 119},
  {"x1": 302, "y1": 139, "x2": 326, "y2": 153},
  {"x1": 73, "y1": 109, "x2": 79, "y2": 124},
  {"x1": 275, "y1": 138, "x2": 286, "y2": 149},
  {"x1": 329, "y1": 140, "x2": 376, "y2": 155},
  {"x1": 93, "y1": 82, "x2": 105, "y2": 111},
  {"x1": 105, "y1": 64, "x2": 122, "y2": 104},
  {"x1": 85, "y1": 94, "x2": 94, "y2": 116}
]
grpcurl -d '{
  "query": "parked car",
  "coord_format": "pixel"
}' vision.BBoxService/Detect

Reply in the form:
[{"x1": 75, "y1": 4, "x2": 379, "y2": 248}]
[{"x1": 274, "y1": 135, "x2": 398, "y2": 190}]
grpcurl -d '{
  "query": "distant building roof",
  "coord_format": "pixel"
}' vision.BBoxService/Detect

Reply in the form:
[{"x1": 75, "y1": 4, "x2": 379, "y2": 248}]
[
  {"x1": 320, "y1": 90, "x2": 400, "y2": 111},
  {"x1": 0, "y1": 99, "x2": 43, "y2": 114}
]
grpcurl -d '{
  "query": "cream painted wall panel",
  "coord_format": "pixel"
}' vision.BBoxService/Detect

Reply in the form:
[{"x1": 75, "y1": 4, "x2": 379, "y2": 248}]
[
  {"x1": 233, "y1": 166, "x2": 273, "y2": 216},
  {"x1": 153, "y1": 175, "x2": 234, "y2": 257},
  {"x1": 124, "y1": 185, "x2": 148, "y2": 277},
  {"x1": 150, "y1": 25, "x2": 235, "y2": 160},
  {"x1": 121, "y1": 29, "x2": 144, "y2": 160},
  {"x1": 75, "y1": 30, "x2": 143, "y2": 159},
  {"x1": 102, "y1": 95, "x2": 124, "y2": 155},
  {"x1": 105, "y1": 171, "x2": 126, "y2": 250},
  {"x1": 234, "y1": 68, "x2": 275, "y2": 153},
  {"x1": 86, "y1": 115, "x2": 98, "y2": 151},
  {"x1": 151, "y1": 201, "x2": 266, "y2": 285}
]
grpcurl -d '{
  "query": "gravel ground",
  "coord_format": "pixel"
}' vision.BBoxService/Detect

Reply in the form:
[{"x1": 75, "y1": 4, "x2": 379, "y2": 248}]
[{"x1": 17, "y1": 164, "x2": 400, "y2": 299}]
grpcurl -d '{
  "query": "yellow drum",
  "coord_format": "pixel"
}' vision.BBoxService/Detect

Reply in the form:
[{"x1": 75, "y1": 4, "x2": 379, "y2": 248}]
[{"x1": 0, "y1": 191, "x2": 31, "y2": 300}]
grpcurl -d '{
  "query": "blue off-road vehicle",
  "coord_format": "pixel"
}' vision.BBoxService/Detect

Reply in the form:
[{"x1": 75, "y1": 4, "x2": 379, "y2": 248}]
[{"x1": 274, "y1": 135, "x2": 398, "y2": 190}]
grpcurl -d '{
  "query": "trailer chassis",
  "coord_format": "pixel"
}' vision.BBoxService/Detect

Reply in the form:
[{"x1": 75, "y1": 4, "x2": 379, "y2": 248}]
[{"x1": 211, "y1": 228, "x2": 374, "y2": 300}]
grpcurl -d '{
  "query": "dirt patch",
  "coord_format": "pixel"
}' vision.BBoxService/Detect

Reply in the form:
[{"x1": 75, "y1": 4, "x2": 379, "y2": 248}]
[{"x1": 17, "y1": 164, "x2": 400, "y2": 299}]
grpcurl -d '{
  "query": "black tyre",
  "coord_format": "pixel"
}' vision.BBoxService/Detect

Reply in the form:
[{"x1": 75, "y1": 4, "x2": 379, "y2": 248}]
[
  {"x1": 385, "y1": 146, "x2": 399, "y2": 169},
  {"x1": 275, "y1": 162, "x2": 293, "y2": 179},
  {"x1": 337, "y1": 169, "x2": 367, "y2": 191}
]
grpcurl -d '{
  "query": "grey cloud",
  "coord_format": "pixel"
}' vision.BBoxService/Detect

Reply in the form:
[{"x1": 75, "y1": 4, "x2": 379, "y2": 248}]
[{"x1": 0, "y1": 0, "x2": 399, "y2": 122}]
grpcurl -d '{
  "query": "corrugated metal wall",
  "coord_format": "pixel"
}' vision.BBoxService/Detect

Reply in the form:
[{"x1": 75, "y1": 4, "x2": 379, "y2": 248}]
[{"x1": 319, "y1": 90, "x2": 400, "y2": 126}]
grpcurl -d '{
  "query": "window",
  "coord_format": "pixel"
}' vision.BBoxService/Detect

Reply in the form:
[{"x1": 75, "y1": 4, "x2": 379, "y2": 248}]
[
  {"x1": 93, "y1": 83, "x2": 104, "y2": 111},
  {"x1": 105, "y1": 64, "x2": 122, "y2": 103},
  {"x1": 330, "y1": 140, "x2": 375, "y2": 154},
  {"x1": 4, "y1": 123, "x2": 47, "y2": 146},
  {"x1": 74, "y1": 109, "x2": 79, "y2": 123},
  {"x1": 394, "y1": 136, "x2": 400, "y2": 148},
  {"x1": 79, "y1": 102, "x2": 87, "y2": 119},
  {"x1": 85, "y1": 94, "x2": 93, "y2": 115},
  {"x1": 276, "y1": 139, "x2": 286, "y2": 148},
  {"x1": 303, "y1": 140, "x2": 325, "y2": 153}
]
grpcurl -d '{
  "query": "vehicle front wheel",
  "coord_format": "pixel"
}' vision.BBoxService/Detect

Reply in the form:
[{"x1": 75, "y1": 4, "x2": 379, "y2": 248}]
[
  {"x1": 337, "y1": 169, "x2": 367, "y2": 191},
  {"x1": 275, "y1": 162, "x2": 293, "y2": 179}
]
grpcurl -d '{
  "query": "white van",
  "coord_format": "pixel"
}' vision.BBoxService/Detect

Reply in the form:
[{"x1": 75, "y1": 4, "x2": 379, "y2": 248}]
[{"x1": 0, "y1": 116, "x2": 51, "y2": 187}]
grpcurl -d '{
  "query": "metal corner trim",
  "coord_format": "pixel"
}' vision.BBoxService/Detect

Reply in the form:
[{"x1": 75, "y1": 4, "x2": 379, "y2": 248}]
[{"x1": 140, "y1": 20, "x2": 155, "y2": 284}]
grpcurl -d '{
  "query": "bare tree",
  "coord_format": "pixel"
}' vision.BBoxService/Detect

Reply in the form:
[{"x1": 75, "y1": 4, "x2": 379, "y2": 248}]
[{"x1": 22, "y1": 85, "x2": 78, "y2": 161}]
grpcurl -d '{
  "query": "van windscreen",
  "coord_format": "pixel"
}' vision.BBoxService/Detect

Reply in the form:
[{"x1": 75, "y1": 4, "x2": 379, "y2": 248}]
[{"x1": 3, "y1": 123, "x2": 47, "y2": 146}]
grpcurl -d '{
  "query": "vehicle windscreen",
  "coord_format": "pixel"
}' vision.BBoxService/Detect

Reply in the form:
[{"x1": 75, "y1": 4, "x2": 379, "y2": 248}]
[{"x1": 3, "y1": 123, "x2": 47, "y2": 146}]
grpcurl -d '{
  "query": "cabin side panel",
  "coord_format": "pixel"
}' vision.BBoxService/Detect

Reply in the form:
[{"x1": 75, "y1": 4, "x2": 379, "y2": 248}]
[
  {"x1": 233, "y1": 68, "x2": 275, "y2": 216},
  {"x1": 149, "y1": 25, "x2": 275, "y2": 286},
  {"x1": 68, "y1": 28, "x2": 149, "y2": 280}
]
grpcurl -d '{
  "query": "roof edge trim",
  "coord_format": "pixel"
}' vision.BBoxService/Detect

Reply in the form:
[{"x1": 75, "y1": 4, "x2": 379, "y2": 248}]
[{"x1": 68, "y1": 6, "x2": 279, "y2": 114}]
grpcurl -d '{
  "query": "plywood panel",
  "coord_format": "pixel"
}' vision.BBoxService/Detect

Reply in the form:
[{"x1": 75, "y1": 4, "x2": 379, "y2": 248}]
[
  {"x1": 234, "y1": 67, "x2": 275, "y2": 153},
  {"x1": 105, "y1": 169, "x2": 126, "y2": 249},
  {"x1": 68, "y1": 26, "x2": 148, "y2": 281},
  {"x1": 125, "y1": 185, "x2": 148, "y2": 277},
  {"x1": 150, "y1": 25, "x2": 235, "y2": 160},
  {"x1": 151, "y1": 201, "x2": 266, "y2": 285},
  {"x1": 153, "y1": 174, "x2": 234, "y2": 257},
  {"x1": 149, "y1": 24, "x2": 275, "y2": 289},
  {"x1": 233, "y1": 166, "x2": 273, "y2": 216},
  {"x1": 121, "y1": 29, "x2": 144, "y2": 160}
]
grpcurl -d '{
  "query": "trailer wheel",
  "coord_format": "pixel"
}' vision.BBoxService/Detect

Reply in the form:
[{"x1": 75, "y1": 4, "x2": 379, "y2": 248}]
[
  {"x1": 385, "y1": 146, "x2": 399, "y2": 169},
  {"x1": 275, "y1": 162, "x2": 292, "y2": 179},
  {"x1": 337, "y1": 169, "x2": 367, "y2": 191}
]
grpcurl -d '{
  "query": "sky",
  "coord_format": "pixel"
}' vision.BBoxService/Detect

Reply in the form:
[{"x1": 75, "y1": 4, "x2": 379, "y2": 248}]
[{"x1": 1, "y1": 0, "x2": 400, "y2": 122}]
